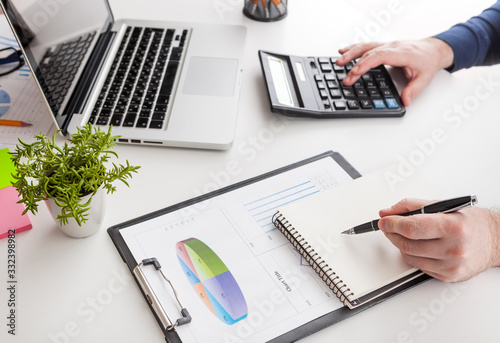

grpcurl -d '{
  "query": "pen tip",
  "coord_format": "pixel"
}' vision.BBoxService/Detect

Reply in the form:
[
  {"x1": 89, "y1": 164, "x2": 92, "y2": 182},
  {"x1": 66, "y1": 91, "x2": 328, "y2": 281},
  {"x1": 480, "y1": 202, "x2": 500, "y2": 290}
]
[{"x1": 341, "y1": 228, "x2": 354, "y2": 235}]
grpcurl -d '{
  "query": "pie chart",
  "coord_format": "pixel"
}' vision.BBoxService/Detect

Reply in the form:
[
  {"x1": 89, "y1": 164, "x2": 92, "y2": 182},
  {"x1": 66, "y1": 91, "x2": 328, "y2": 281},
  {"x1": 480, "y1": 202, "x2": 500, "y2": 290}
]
[
  {"x1": 176, "y1": 238, "x2": 248, "y2": 325},
  {"x1": 0, "y1": 88, "x2": 10, "y2": 117}
]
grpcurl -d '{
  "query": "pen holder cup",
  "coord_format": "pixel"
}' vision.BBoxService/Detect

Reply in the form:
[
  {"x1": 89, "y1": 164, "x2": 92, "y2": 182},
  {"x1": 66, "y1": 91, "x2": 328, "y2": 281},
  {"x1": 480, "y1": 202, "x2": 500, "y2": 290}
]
[{"x1": 243, "y1": 0, "x2": 288, "y2": 22}]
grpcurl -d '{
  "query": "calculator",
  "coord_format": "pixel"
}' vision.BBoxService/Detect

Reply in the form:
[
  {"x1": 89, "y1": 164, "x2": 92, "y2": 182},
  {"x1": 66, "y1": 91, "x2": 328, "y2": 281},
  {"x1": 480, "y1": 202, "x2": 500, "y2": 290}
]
[{"x1": 258, "y1": 50, "x2": 405, "y2": 118}]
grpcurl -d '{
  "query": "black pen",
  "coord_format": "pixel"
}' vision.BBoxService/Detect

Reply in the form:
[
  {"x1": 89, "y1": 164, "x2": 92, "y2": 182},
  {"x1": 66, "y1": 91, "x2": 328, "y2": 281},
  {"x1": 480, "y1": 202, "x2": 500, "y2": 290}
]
[{"x1": 341, "y1": 195, "x2": 478, "y2": 235}]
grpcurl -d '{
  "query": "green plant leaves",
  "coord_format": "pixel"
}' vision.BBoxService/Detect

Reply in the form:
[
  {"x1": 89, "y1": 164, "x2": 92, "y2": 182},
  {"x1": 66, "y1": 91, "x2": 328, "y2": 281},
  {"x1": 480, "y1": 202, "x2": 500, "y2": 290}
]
[{"x1": 10, "y1": 123, "x2": 140, "y2": 226}]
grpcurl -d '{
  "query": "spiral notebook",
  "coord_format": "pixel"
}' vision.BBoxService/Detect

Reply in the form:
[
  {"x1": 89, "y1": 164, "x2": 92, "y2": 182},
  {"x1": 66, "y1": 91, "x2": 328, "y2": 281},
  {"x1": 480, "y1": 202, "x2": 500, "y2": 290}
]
[{"x1": 272, "y1": 168, "x2": 445, "y2": 309}]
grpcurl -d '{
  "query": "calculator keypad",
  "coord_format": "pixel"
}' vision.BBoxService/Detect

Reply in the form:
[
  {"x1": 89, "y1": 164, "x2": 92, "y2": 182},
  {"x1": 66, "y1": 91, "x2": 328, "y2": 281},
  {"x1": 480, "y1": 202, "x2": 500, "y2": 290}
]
[{"x1": 312, "y1": 57, "x2": 404, "y2": 117}]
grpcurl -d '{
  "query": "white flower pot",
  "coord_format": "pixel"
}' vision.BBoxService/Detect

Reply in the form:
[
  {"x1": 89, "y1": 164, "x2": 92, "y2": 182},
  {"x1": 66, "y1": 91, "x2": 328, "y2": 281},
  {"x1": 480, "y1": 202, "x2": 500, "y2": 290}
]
[{"x1": 45, "y1": 187, "x2": 106, "y2": 238}]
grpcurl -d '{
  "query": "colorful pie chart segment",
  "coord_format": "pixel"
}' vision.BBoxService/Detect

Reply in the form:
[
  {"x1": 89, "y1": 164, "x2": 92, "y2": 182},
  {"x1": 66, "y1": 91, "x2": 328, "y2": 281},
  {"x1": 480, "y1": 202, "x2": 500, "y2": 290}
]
[{"x1": 176, "y1": 238, "x2": 247, "y2": 325}]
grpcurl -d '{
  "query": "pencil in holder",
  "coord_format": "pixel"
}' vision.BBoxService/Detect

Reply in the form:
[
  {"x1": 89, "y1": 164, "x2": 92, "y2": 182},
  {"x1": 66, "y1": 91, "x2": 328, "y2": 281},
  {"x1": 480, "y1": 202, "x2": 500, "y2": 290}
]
[{"x1": 243, "y1": 0, "x2": 288, "y2": 22}]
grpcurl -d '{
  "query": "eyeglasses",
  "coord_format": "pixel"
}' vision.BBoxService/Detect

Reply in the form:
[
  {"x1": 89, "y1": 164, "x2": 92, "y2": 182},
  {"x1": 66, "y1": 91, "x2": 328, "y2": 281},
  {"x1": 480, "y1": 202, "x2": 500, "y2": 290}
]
[{"x1": 0, "y1": 47, "x2": 25, "y2": 76}]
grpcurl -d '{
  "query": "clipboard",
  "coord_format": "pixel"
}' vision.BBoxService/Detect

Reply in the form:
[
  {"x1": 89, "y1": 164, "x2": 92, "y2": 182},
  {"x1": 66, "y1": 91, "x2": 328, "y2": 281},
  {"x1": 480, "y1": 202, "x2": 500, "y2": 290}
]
[{"x1": 108, "y1": 151, "x2": 429, "y2": 342}]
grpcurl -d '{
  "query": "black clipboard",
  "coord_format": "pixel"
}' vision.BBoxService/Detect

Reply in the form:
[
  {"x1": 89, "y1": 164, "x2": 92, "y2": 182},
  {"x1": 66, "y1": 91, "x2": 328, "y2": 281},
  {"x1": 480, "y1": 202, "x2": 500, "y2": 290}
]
[{"x1": 108, "y1": 151, "x2": 429, "y2": 342}]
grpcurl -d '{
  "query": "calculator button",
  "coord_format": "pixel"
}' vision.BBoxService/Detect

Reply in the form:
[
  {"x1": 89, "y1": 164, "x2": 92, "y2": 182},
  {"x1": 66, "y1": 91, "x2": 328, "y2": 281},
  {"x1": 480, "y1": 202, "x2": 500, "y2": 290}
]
[
  {"x1": 368, "y1": 89, "x2": 381, "y2": 98},
  {"x1": 320, "y1": 63, "x2": 333, "y2": 73},
  {"x1": 319, "y1": 89, "x2": 328, "y2": 99},
  {"x1": 334, "y1": 100, "x2": 346, "y2": 110},
  {"x1": 327, "y1": 80, "x2": 339, "y2": 89},
  {"x1": 385, "y1": 98, "x2": 399, "y2": 109},
  {"x1": 329, "y1": 89, "x2": 342, "y2": 98},
  {"x1": 324, "y1": 74, "x2": 336, "y2": 81},
  {"x1": 365, "y1": 81, "x2": 376, "y2": 88},
  {"x1": 336, "y1": 73, "x2": 347, "y2": 81},
  {"x1": 333, "y1": 64, "x2": 345, "y2": 73},
  {"x1": 317, "y1": 81, "x2": 326, "y2": 89},
  {"x1": 347, "y1": 100, "x2": 360, "y2": 109},
  {"x1": 374, "y1": 71, "x2": 385, "y2": 79},
  {"x1": 342, "y1": 88, "x2": 355, "y2": 99},
  {"x1": 373, "y1": 99, "x2": 386, "y2": 109},
  {"x1": 345, "y1": 62, "x2": 354, "y2": 71},
  {"x1": 314, "y1": 74, "x2": 322, "y2": 81},
  {"x1": 377, "y1": 80, "x2": 389, "y2": 88},
  {"x1": 361, "y1": 73, "x2": 374, "y2": 82},
  {"x1": 382, "y1": 89, "x2": 393, "y2": 97},
  {"x1": 360, "y1": 99, "x2": 373, "y2": 109},
  {"x1": 318, "y1": 57, "x2": 330, "y2": 64},
  {"x1": 353, "y1": 80, "x2": 364, "y2": 88},
  {"x1": 355, "y1": 89, "x2": 368, "y2": 98}
]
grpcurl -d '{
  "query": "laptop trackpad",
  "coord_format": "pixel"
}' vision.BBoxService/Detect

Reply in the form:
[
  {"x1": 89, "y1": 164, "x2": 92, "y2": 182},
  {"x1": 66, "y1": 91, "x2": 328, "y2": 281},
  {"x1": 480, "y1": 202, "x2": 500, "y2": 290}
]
[{"x1": 182, "y1": 57, "x2": 238, "y2": 97}]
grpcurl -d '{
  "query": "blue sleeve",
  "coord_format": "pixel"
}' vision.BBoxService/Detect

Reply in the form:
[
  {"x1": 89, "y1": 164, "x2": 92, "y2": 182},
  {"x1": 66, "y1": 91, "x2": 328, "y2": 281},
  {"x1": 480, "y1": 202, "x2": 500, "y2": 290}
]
[{"x1": 434, "y1": 2, "x2": 500, "y2": 72}]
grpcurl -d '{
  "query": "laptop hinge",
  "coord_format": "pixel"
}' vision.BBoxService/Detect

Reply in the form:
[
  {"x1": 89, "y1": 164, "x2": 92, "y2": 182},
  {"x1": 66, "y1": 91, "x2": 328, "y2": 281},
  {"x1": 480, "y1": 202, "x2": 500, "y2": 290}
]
[{"x1": 61, "y1": 29, "x2": 116, "y2": 135}]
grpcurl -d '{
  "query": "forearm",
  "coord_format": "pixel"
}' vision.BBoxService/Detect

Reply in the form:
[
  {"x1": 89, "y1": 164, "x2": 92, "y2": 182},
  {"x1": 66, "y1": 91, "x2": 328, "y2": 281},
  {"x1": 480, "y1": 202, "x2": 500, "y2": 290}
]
[{"x1": 434, "y1": 3, "x2": 500, "y2": 72}]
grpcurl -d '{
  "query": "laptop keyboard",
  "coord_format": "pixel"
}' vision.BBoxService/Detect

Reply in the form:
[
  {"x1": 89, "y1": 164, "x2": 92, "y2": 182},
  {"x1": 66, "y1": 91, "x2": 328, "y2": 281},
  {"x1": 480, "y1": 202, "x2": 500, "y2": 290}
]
[
  {"x1": 38, "y1": 31, "x2": 96, "y2": 114},
  {"x1": 90, "y1": 26, "x2": 189, "y2": 129}
]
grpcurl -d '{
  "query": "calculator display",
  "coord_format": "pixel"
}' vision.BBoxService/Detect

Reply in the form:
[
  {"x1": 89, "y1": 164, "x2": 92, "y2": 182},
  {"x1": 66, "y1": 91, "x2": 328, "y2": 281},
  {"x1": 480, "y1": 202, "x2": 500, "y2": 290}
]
[{"x1": 268, "y1": 56, "x2": 294, "y2": 107}]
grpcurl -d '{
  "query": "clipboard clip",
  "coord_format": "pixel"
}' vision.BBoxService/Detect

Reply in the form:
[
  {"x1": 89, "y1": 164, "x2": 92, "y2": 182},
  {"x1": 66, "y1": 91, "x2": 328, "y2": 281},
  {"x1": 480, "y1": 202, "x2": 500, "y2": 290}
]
[{"x1": 133, "y1": 257, "x2": 191, "y2": 331}]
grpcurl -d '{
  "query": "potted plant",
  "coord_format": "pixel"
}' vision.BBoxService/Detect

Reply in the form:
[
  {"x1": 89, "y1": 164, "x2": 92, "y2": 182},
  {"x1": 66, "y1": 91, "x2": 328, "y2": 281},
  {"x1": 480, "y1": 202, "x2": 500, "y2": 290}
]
[{"x1": 10, "y1": 123, "x2": 140, "y2": 237}]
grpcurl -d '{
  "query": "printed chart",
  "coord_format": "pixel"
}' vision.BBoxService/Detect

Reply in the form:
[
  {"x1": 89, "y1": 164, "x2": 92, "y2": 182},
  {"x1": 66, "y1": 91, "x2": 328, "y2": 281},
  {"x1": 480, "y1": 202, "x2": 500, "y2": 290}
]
[
  {"x1": 0, "y1": 17, "x2": 54, "y2": 144},
  {"x1": 0, "y1": 88, "x2": 11, "y2": 117},
  {"x1": 244, "y1": 180, "x2": 320, "y2": 233},
  {"x1": 176, "y1": 238, "x2": 248, "y2": 325}
]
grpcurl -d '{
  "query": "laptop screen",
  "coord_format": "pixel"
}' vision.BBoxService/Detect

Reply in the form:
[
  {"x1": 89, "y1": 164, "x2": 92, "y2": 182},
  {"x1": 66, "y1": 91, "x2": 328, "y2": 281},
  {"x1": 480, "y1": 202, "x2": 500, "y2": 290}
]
[{"x1": 0, "y1": 0, "x2": 114, "y2": 129}]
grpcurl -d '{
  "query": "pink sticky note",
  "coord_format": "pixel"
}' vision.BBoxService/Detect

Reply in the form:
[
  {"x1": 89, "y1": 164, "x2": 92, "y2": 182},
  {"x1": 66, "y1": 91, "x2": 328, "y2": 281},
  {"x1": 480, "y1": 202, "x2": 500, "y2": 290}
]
[{"x1": 0, "y1": 186, "x2": 32, "y2": 239}]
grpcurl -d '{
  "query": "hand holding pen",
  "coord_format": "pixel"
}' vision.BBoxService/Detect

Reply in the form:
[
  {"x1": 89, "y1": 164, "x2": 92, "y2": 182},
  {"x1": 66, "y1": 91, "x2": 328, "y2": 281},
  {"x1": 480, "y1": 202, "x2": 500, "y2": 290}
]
[
  {"x1": 342, "y1": 196, "x2": 477, "y2": 235},
  {"x1": 347, "y1": 196, "x2": 500, "y2": 283}
]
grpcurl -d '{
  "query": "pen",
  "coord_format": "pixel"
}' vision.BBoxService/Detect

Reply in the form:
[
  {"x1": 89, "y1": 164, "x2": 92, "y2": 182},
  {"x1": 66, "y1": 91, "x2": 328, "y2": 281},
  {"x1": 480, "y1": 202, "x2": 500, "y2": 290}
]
[
  {"x1": 261, "y1": 0, "x2": 270, "y2": 18},
  {"x1": 270, "y1": 0, "x2": 286, "y2": 16},
  {"x1": 341, "y1": 195, "x2": 478, "y2": 235},
  {"x1": 0, "y1": 119, "x2": 32, "y2": 127},
  {"x1": 249, "y1": 0, "x2": 259, "y2": 15}
]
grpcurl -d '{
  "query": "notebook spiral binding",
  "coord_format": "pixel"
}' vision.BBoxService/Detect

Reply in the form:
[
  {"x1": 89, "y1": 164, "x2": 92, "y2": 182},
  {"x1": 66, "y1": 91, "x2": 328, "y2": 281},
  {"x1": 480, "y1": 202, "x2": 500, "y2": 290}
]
[{"x1": 272, "y1": 211, "x2": 357, "y2": 307}]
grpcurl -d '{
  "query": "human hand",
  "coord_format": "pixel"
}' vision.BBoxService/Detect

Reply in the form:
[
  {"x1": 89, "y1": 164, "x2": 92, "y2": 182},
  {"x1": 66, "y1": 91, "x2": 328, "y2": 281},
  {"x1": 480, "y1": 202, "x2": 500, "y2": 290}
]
[
  {"x1": 378, "y1": 198, "x2": 500, "y2": 282},
  {"x1": 335, "y1": 38, "x2": 454, "y2": 107}
]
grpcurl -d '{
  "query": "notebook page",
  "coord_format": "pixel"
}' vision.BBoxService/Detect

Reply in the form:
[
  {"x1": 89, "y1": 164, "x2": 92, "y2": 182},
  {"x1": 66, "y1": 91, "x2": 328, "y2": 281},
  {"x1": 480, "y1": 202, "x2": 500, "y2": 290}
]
[{"x1": 277, "y1": 168, "x2": 445, "y2": 298}]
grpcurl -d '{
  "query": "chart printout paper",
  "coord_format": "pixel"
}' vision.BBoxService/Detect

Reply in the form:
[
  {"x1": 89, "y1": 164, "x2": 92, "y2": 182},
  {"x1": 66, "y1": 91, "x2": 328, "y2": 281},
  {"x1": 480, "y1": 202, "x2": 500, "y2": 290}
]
[{"x1": 119, "y1": 156, "x2": 354, "y2": 343}]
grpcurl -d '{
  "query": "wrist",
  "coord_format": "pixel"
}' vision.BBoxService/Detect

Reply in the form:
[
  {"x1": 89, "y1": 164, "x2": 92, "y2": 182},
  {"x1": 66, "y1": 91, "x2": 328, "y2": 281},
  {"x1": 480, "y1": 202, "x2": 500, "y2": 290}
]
[
  {"x1": 427, "y1": 37, "x2": 454, "y2": 71},
  {"x1": 487, "y1": 210, "x2": 500, "y2": 268}
]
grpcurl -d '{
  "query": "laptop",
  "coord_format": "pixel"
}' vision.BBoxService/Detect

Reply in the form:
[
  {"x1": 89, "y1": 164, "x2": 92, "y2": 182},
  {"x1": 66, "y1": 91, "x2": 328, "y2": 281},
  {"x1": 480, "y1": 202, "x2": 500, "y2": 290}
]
[{"x1": 0, "y1": 0, "x2": 246, "y2": 149}]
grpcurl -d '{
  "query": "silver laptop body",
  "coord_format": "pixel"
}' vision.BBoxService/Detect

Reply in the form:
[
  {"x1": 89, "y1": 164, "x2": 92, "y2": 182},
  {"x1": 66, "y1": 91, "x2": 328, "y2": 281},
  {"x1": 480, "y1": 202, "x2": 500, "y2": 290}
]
[{"x1": 1, "y1": 0, "x2": 246, "y2": 149}]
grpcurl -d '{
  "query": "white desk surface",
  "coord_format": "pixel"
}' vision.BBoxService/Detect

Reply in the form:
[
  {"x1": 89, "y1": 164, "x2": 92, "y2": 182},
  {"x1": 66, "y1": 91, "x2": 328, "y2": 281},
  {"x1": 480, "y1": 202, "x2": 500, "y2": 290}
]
[{"x1": 2, "y1": 0, "x2": 500, "y2": 342}]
